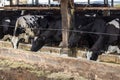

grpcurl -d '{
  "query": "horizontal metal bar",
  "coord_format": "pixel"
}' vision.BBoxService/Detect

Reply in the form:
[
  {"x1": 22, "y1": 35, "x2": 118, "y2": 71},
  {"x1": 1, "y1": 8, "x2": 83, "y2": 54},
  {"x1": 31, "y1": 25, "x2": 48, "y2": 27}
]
[
  {"x1": 0, "y1": 6, "x2": 120, "y2": 11},
  {"x1": 0, "y1": 7, "x2": 60, "y2": 10},
  {"x1": 76, "y1": 7, "x2": 120, "y2": 10}
]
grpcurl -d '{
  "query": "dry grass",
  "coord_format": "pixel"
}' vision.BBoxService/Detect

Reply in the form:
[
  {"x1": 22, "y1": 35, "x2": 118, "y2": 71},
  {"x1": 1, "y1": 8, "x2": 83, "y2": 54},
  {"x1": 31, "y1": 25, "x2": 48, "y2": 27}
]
[{"x1": 0, "y1": 58, "x2": 87, "y2": 80}]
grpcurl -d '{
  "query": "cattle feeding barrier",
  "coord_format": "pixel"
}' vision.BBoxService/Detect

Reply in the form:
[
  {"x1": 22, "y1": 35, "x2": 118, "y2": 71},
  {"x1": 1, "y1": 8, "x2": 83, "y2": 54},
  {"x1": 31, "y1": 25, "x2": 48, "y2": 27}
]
[
  {"x1": 0, "y1": 25, "x2": 120, "y2": 63},
  {"x1": 0, "y1": 40, "x2": 120, "y2": 64},
  {"x1": 0, "y1": 43, "x2": 120, "y2": 80}
]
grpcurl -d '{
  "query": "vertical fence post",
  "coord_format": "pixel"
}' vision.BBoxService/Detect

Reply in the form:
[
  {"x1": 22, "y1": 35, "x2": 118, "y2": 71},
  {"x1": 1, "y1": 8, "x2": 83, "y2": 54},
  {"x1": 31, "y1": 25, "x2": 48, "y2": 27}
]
[{"x1": 60, "y1": 0, "x2": 75, "y2": 56}]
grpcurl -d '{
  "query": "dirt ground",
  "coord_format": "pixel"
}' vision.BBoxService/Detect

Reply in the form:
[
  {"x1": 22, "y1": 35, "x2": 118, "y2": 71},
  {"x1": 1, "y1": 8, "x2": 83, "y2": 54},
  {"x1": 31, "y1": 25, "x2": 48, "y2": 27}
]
[{"x1": 0, "y1": 58, "x2": 87, "y2": 80}]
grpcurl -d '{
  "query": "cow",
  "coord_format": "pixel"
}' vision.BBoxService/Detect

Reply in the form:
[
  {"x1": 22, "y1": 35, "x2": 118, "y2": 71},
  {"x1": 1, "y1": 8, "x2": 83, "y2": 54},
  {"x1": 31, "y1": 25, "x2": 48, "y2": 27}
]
[
  {"x1": 31, "y1": 17, "x2": 62, "y2": 52},
  {"x1": 69, "y1": 17, "x2": 120, "y2": 60},
  {"x1": 88, "y1": 18, "x2": 120, "y2": 60},
  {"x1": 104, "y1": 18, "x2": 120, "y2": 55},
  {"x1": 11, "y1": 14, "x2": 48, "y2": 49},
  {"x1": 69, "y1": 17, "x2": 107, "y2": 60}
]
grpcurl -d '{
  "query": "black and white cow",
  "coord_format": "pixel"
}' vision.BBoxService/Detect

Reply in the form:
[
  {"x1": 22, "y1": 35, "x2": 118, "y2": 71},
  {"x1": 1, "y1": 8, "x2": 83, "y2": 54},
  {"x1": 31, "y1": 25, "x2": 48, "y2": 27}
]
[
  {"x1": 11, "y1": 14, "x2": 48, "y2": 49},
  {"x1": 69, "y1": 17, "x2": 120, "y2": 60},
  {"x1": 104, "y1": 18, "x2": 120, "y2": 54},
  {"x1": 31, "y1": 17, "x2": 62, "y2": 51},
  {"x1": 69, "y1": 17, "x2": 107, "y2": 60},
  {"x1": 89, "y1": 18, "x2": 120, "y2": 60}
]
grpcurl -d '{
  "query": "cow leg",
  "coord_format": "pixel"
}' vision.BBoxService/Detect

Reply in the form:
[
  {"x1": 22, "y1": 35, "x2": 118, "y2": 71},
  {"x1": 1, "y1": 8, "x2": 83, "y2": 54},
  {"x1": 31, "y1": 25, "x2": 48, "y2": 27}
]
[
  {"x1": 11, "y1": 36, "x2": 19, "y2": 49},
  {"x1": 86, "y1": 36, "x2": 104, "y2": 60}
]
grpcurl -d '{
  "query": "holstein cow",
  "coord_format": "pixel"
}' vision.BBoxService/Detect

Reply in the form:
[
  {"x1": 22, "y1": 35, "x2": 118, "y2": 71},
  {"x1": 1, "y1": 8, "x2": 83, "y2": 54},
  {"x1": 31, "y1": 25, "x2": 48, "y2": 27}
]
[
  {"x1": 11, "y1": 14, "x2": 47, "y2": 49},
  {"x1": 69, "y1": 17, "x2": 120, "y2": 60},
  {"x1": 104, "y1": 18, "x2": 120, "y2": 55},
  {"x1": 31, "y1": 17, "x2": 62, "y2": 52},
  {"x1": 69, "y1": 18, "x2": 106, "y2": 60}
]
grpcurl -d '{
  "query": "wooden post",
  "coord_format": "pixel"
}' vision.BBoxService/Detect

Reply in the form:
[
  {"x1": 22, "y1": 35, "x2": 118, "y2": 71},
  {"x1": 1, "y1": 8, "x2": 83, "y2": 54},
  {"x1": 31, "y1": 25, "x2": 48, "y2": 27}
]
[
  {"x1": 61, "y1": 0, "x2": 69, "y2": 49},
  {"x1": 60, "y1": 0, "x2": 75, "y2": 56}
]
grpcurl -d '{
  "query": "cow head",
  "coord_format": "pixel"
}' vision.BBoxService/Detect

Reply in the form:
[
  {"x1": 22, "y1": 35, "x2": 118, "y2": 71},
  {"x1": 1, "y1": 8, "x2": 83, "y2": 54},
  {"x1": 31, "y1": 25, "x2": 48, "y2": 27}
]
[
  {"x1": 31, "y1": 36, "x2": 46, "y2": 52},
  {"x1": 86, "y1": 51, "x2": 99, "y2": 61}
]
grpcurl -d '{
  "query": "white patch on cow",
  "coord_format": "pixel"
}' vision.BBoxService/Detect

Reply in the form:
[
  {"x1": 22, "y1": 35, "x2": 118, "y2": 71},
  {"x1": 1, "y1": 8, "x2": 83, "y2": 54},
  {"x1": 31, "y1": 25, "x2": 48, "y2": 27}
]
[
  {"x1": 21, "y1": 10, "x2": 25, "y2": 15},
  {"x1": 5, "y1": 19, "x2": 11, "y2": 23},
  {"x1": 34, "y1": 37, "x2": 38, "y2": 41},
  {"x1": 108, "y1": 18, "x2": 120, "y2": 29},
  {"x1": 86, "y1": 51, "x2": 93, "y2": 60},
  {"x1": 85, "y1": 14, "x2": 96, "y2": 17},
  {"x1": 105, "y1": 45, "x2": 120, "y2": 54},
  {"x1": 11, "y1": 36, "x2": 19, "y2": 49}
]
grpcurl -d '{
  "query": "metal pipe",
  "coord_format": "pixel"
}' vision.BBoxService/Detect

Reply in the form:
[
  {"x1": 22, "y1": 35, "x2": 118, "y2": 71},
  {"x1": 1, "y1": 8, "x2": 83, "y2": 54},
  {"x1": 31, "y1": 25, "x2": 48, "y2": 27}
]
[
  {"x1": 104, "y1": 0, "x2": 108, "y2": 5},
  {"x1": 48, "y1": 0, "x2": 51, "y2": 7},
  {"x1": 111, "y1": 0, "x2": 114, "y2": 7},
  {"x1": 36, "y1": 0, "x2": 39, "y2": 5}
]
